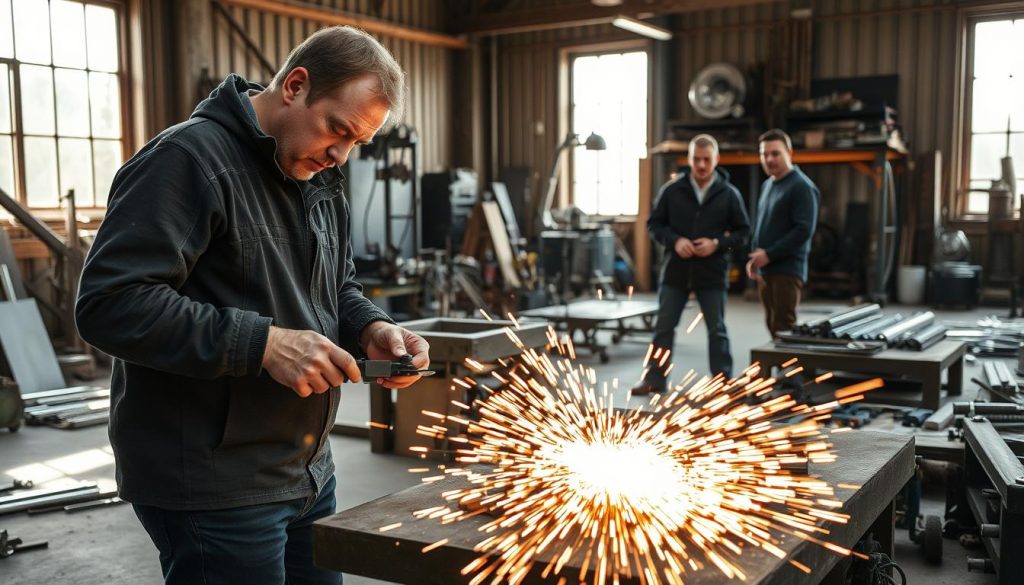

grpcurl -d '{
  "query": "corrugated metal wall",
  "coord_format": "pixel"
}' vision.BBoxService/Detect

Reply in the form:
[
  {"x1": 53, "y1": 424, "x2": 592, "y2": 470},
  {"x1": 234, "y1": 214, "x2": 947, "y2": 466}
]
[
  {"x1": 179, "y1": 0, "x2": 453, "y2": 172},
  {"x1": 495, "y1": 0, "x2": 961, "y2": 228}
]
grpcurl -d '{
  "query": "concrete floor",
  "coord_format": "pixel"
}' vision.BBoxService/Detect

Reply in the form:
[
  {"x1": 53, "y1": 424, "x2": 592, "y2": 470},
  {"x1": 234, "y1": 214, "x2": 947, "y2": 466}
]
[{"x1": 0, "y1": 295, "x2": 1009, "y2": 585}]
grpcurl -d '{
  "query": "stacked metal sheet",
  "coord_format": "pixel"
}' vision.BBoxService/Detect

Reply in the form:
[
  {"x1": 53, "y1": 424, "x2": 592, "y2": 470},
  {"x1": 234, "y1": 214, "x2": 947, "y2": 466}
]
[
  {"x1": 787, "y1": 304, "x2": 945, "y2": 351},
  {"x1": 22, "y1": 386, "x2": 109, "y2": 429}
]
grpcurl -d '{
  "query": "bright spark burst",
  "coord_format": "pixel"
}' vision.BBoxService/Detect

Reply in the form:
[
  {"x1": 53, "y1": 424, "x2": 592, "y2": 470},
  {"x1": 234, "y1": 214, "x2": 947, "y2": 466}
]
[{"x1": 410, "y1": 325, "x2": 882, "y2": 585}]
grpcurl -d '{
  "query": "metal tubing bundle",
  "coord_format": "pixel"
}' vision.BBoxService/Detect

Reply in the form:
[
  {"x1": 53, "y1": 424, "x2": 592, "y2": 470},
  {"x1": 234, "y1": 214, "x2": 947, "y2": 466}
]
[
  {"x1": 849, "y1": 314, "x2": 905, "y2": 340},
  {"x1": 900, "y1": 324, "x2": 946, "y2": 351},
  {"x1": 22, "y1": 386, "x2": 110, "y2": 429},
  {"x1": 795, "y1": 303, "x2": 881, "y2": 335},
  {"x1": 877, "y1": 311, "x2": 935, "y2": 344},
  {"x1": 828, "y1": 314, "x2": 885, "y2": 339}
]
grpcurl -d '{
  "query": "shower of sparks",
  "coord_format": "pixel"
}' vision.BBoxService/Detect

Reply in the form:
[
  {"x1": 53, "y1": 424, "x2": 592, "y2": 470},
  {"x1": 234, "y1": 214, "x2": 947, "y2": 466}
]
[{"x1": 406, "y1": 324, "x2": 881, "y2": 585}]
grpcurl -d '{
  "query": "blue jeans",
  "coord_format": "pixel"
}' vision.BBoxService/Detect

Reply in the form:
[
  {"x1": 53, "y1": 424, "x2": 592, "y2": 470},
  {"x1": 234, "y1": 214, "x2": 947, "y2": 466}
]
[
  {"x1": 645, "y1": 284, "x2": 732, "y2": 388},
  {"x1": 132, "y1": 476, "x2": 341, "y2": 585}
]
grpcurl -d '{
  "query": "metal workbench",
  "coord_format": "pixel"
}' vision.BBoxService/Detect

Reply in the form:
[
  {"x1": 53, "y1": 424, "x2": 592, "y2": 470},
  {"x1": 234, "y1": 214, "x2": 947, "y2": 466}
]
[
  {"x1": 314, "y1": 430, "x2": 915, "y2": 584},
  {"x1": 520, "y1": 299, "x2": 659, "y2": 363},
  {"x1": 750, "y1": 339, "x2": 967, "y2": 411}
]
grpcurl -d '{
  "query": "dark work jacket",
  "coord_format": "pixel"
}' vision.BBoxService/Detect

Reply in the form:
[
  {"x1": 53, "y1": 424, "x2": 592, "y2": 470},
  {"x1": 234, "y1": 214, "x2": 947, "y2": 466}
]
[
  {"x1": 647, "y1": 167, "x2": 751, "y2": 290},
  {"x1": 75, "y1": 75, "x2": 393, "y2": 510},
  {"x1": 750, "y1": 165, "x2": 820, "y2": 282}
]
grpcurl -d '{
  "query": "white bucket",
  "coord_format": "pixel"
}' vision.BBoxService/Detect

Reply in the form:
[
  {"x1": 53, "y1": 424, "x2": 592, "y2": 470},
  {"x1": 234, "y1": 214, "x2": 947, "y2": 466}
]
[{"x1": 897, "y1": 265, "x2": 927, "y2": 305}]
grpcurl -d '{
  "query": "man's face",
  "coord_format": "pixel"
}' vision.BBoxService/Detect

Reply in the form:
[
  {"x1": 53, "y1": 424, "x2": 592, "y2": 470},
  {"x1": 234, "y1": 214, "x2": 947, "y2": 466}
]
[
  {"x1": 759, "y1": 139, "x2": 793, "y2": 179},
  {"x1": 275, "y1": 71, "x2": 391, "y2": 181},
  {"x1": 688, "y1": 144, "x2": 718, "y2": 184}
]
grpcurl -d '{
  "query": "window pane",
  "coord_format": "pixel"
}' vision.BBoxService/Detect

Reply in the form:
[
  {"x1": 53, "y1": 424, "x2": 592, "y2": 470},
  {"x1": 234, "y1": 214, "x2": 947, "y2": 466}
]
[
  {"x1": 1010, "y1": 133, "x2": 1024, "y2": 194},
  {"x1": 13, "y1": 0, "x2": 51, "y2": 65},
  {"x1": 0, "y1": 135, "x2": 13, "y2": 196},
  {"x1": 966, "y1": 191, "x2": 989, "y2": 215},
  {"x1": 0, "y1": 0, "x2": 13, "y2": 58},
  {"x1": 92, "y1": 139, "x2": 121, "y2": 203},
  {"x1": 1012, "y1": 78, "x2": 1024, "y2": 132},
  {"x1": 0, "y1": 65, "x2": 10, "y2": 133},
  {"x1": 89, "y1": 72, "x2": 121, "y2": 138},
  {"x1": 55, "y1": 68, "x2": 90, "y2": 137},
  {"x1": 85, "y1": 4, "x2": 119, "y2": 72},
  {"x1": 970, "y1": 133, "x2": 1007, "y2": 181},
  {"x1": 20, "y1": 65, "x2": 56, "y2": 135},
  {"x1": 58, "y1": 137, "x2": 93, "y2": 206},
  {"x1": 571, "y1": 51, "x2": 647, "y2": 216},
  {"x1": 24, "y1": 136, "x2": 59, "y2": 207},
  {"x1": 974, "y1": 20, "x2": 1014, "y2": 79},
  {"x1": 51, "y1": 0, "x2": 87, "y2": 69},
  {"x1": 971, "y1": 78, "x2": 1010, "y2": 133}
]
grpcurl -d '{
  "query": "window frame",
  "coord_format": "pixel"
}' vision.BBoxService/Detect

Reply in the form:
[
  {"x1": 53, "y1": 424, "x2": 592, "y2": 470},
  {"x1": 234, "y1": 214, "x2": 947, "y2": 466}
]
[
  {"x1": 1, "y1": 0, "x2": 132, "y2": 215},
  {"x1": 954, "y1": 2, "x2": 1024, "y2": 220},
  {"x1": 559, "y1": 39, "x2": 651, "y2": 219}
]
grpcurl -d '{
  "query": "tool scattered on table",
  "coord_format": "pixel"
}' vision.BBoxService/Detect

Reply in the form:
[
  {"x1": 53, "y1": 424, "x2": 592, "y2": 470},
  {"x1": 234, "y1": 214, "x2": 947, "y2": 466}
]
[
  {"x1": 901, "y1": 408, "x2": 935, "y2": 427},
  {"x1": 0, "y1": 529, "x2": 47, "y2": 559},
  {"x1": 0, "y1": 479, "x2": 33, "y2": 494},
  {"x1": 356, "y1": 355, "x2": 435, "y2": 382}
]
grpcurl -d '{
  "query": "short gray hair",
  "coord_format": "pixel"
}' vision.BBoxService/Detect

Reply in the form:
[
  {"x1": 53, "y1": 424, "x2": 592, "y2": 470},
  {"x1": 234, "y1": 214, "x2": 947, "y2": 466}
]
[
  {"x1": 270, "y1": 26, "x2": 406, "y2": 128},
  {"x1": 689, "y1": 133, "x2": 719, "y2": 155}
]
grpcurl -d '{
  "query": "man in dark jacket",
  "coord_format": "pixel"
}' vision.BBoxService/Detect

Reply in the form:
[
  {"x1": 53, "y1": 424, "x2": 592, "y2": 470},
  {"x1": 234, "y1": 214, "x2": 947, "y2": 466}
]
[
  {"x1": 75, "y1": 27, "x2": 428, "y2": 585},
  {"x1": 746, "y1": 129, "x2": 821, "y2": 338},
  {"x1": 632, "y1": 134, "x2": 750, "y2": 395}
]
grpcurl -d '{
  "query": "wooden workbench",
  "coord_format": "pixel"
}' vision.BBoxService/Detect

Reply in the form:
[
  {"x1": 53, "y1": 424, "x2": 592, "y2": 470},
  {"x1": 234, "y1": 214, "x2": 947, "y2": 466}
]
[
  {"x1": 313, "y1": 430, "x2": 915, "y2": 584},
  {"x1": 751, "y1": 339, "x2": 967, "y2": 411}
]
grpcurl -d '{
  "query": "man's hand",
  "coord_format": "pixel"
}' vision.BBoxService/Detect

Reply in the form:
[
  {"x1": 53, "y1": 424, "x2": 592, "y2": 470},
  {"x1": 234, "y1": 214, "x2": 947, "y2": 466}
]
[
  {"x1": 360, "y1": 321, "x2": 430, "y2": 389},
  {"x1": 746, "y1": 248, "x2": 770, "y2": 279},
  {"x1": 692, "y1": 238, "x2": 718, "y2": 258},
  {"x1": 673, "y1": 237, "x2": 696, "y2": 259},
  {"x1": 262, "y1": 326, "x2": 361, "y2": 398}
]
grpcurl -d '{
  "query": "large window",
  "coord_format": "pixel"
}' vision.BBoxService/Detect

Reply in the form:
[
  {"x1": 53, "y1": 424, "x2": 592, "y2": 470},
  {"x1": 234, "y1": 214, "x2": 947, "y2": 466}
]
[
  {"x1": 963, "y1": 16, "x2": 1024, "y2": 215},
  {"x1": 570, "y1": 50, "x2": 648, "y2": 216},
  {"x1": 1, "y1": 0, "x2": 124, "y2": 210}
]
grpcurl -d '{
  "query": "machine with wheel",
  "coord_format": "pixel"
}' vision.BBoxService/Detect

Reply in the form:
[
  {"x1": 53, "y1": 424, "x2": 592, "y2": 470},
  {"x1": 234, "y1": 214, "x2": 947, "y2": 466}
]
[{"x1": 0, "y1": 377, "x2": 23, "y2": 432}]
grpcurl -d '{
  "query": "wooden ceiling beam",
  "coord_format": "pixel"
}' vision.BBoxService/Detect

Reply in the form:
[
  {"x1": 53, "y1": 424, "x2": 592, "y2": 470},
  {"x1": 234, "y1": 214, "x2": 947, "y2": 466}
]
[
  {"x1": 221, "y1": 0, "x2": 471, "y2": 49},
  {"x1": 457, "y1": 0, "x2": 784, "y2": 36}
]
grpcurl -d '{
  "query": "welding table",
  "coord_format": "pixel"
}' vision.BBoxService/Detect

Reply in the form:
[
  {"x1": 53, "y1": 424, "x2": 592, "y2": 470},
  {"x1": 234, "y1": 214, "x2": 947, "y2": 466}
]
[
  {"x1": 314, "y1": 430, "x2": 914, "y2": 584},
  {"x1": 750, "y1": 340, "x2": 967, "y2": 411},
  {"x1": 520, "y1": 299, "x2": 659, "y2": 363}
]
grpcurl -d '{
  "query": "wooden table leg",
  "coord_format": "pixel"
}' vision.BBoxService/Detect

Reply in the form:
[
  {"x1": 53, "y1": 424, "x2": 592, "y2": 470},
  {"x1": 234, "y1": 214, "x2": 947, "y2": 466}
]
[
  {"x1": 922, "y1": 369, "x2": 942, "y2": 411},
  {"x1": 947, "y1": 355, "x2": 964, "y2": 397}
]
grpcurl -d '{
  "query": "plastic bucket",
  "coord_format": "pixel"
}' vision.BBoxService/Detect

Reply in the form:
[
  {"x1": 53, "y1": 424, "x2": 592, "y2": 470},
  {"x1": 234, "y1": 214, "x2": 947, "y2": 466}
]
[{"x1": 897, "y1": 265, "x2": 927, "y2": 305}]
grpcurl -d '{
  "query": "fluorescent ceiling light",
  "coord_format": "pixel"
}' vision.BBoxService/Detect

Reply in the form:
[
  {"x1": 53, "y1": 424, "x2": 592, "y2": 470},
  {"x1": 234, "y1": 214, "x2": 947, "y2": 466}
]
[{"x1": 611, "y1": 15, "x2": 672, "y2": 41}]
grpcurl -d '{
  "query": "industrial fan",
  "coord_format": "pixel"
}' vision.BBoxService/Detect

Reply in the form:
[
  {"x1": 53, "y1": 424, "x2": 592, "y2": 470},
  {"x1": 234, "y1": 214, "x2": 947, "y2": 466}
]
[{"x1": 688, "y1": 63, "x2": 747, "y2": 119}]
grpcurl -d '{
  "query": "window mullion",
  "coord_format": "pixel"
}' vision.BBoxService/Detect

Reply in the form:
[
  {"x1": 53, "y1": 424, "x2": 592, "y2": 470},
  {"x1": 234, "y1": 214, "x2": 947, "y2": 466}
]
[{"x1": 10, "y1": 63, "x2": 27, "y2": 206}]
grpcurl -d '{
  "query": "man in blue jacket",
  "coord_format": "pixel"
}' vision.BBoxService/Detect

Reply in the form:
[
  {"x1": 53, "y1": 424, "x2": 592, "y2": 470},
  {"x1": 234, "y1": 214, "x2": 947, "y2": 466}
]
[
  {"x1": 632, "y1": 134, "x2": 750, "y2": 395},
  {"x1": 746, "y1": 129, "x2": 821, "y2": 338},
  {"x1": 76, "y1": 27, "x2": 428, "y2": 585}
]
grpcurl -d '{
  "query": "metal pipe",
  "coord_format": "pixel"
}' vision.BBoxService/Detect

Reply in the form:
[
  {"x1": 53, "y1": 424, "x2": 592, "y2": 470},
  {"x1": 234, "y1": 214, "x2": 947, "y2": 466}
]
[
  {"x1": 22, "y1": 386, "x2": 108, "y2": 404},
  {"x1": 0, "y1": 485, "x2": 99, "y2": 515},
  {"x1": 983, "y1": 362, "x2": 1004, "y2": 391},
  {"x1": 877, "y1": 311, "x2": 935, "y2": 343},
  {"x1": 903, "y1": 324, "x2": 947, "y2": 351},
  {"x1": 851, "y1": 314, "x2": 904, "y2": 340},
  {"x1": 829, "y1": 314, "x2": 885, "y2": 338}
]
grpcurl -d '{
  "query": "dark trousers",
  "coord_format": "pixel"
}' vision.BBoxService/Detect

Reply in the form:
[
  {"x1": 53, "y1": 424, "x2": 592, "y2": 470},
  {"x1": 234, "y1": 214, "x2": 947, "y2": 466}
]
[
  {"x1": 645, "y1": 283, "x2": 732, "y2": 388},
  {"x1": 132, "y1": 476, "x2": 341, "y2": 585},
  {"x1": 757, "y1": 273, "x2": 804, "y2": 338}
]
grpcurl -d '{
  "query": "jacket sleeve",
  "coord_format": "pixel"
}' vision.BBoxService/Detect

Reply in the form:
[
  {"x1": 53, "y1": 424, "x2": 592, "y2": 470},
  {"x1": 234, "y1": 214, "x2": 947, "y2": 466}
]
[
  {"x1": 763, "y1": 182, "x2": 819, "y2": 262},
  {"x1": 75, "y1": 142, "x2": 272, "y2": 379},
  {"x1": 719, "y1": 188, "x2": 750, "y2": 251},
  {"x1": 646, "y1": 182, "x2": 680, "y2": 248},
  {"x1": 335, "y1": 196, "x2": 394, "y2": 352}
]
